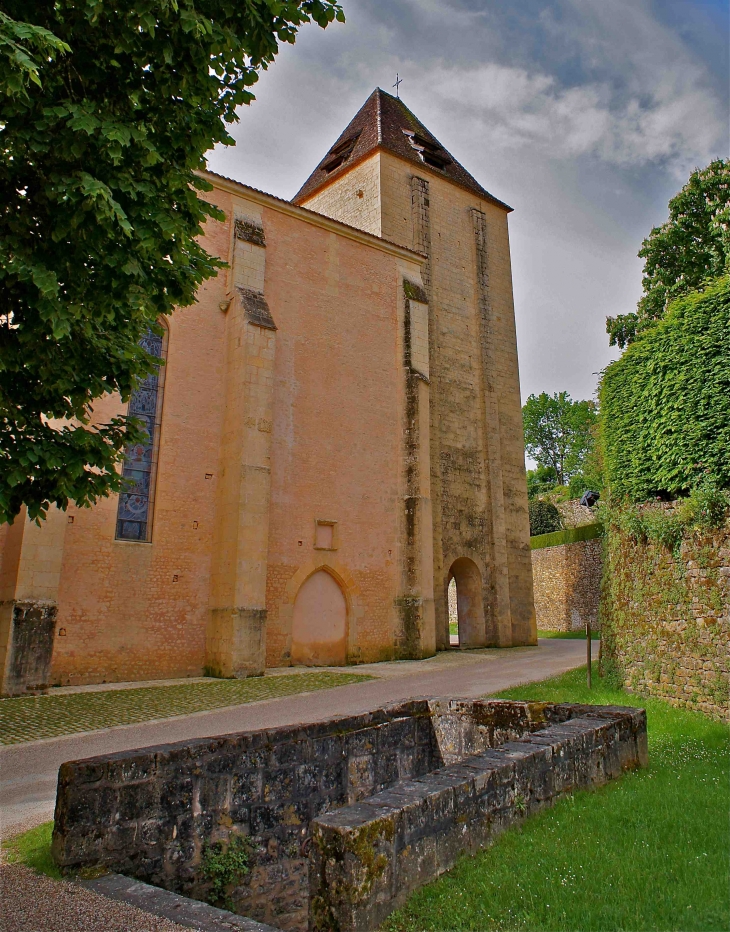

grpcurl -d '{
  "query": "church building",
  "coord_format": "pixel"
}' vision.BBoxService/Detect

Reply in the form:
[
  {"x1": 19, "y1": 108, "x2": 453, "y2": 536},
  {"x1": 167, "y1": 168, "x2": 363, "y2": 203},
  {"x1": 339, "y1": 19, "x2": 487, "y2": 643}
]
[{"x1": 0, "y1": 89, "x2": 536, "y2": 693}]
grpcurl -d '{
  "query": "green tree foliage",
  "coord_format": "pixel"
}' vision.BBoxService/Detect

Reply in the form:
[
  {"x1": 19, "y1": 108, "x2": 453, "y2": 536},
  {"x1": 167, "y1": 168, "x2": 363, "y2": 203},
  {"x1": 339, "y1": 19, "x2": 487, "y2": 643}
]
[
  {"x1": 0, "y1": 1, "x2": 343, "y2": 525},
  {"x1": 600, "y1": 277, "x2": 730, "y2": 500},
  {"x1": 607, "y1": 159, "x2": 730, "y2": 349},
  {"x1": 567, "y1": 427, "x2": 604, "y2": 499},
  {"x1": 528, "y1": 499, "x2": 562, "y2": 536},
  {"x1": 522, "y1": 392, "x2": 598, "y2": 486},
  {"x1": 526, "y1": 464, "x2": 558, "y2": 500},
  {"x1": 0, "y1": 11, "x2": 70, "y2": 96}
]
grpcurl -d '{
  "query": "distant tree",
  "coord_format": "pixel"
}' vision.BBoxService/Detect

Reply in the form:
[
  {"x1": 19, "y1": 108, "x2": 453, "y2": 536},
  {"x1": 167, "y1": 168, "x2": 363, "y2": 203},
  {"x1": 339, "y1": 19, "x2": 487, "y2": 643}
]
[
  {"x1": 567, "y1": 423, "x2": 604, "y2": 499},
  {"x1": 607, "y1": 159, "x2": 730, "y2": 349},
  {"x1": 522, "y1": 392, "x2": 598, "y2": 486},
  {"x1": 0, "y1": 1, "x2": 344, "y2": 525},
  {"x1": 526, "y1": 464, "x2": 558, "y2": 500},
  {"x1": 528, "y1": 499, "x2": 562, "y2": 537}
]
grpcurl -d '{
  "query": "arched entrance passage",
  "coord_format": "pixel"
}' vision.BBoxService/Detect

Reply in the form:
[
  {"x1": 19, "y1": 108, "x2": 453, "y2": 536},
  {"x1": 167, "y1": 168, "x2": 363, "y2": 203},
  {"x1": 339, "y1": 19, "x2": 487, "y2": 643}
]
[
  {"x1": 447, "y1": 558, "x2": 485, "y2": 649},
  {"x1": 291, "y1": 570, "x2": 347, "y2": 666}
]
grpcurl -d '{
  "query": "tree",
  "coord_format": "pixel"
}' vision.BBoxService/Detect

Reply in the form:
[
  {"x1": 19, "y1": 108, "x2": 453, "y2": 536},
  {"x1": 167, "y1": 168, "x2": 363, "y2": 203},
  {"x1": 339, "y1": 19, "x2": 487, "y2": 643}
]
[
  {"x1": 526, "y1": 464, "x2": 558, "y2": 500},
  {"x1": 0, "y1": 1, "x2": 343, "y2": 524},
  {"x1": 567, "y1": 422, "x2": 604, "y2": 499},
  {"x1": 0, "y1": 11, "x2": 69, "y2": 96},
  {"x1": 607, "y1": 159, "x2": 730, "y2": 349},
  {"x1": 522, "y1": 392, "x2": 598, "y2": 486}
]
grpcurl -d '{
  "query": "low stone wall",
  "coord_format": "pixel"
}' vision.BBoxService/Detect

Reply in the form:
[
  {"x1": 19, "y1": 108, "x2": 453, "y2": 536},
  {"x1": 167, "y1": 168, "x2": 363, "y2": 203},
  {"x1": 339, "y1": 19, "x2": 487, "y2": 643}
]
[
  {"x1": 531, "y1": 538, "x2": 602, "y2": 631},
  {"x1": 556, "y1": 499, "x2": 595, "y2": 528},
  {"x1": 52, "y1": 699, "x2": 646, "y2": 932},
  {"x1": 310, "y1": 703, "x2": 646, "y2": 932},
  {"x1": 601, "y1": 514, "x2": 729, "y2": 721}
]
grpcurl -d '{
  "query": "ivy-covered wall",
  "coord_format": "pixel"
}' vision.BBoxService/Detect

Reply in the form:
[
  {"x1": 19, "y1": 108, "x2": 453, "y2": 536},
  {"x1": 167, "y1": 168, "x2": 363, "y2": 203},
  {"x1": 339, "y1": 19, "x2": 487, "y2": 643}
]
[
  {"x1": 600, "y1": 508, "x2": 729, "y2": 722},
  {"x1": 600, "y1": 277, "x2": 730, "y2": 501}
]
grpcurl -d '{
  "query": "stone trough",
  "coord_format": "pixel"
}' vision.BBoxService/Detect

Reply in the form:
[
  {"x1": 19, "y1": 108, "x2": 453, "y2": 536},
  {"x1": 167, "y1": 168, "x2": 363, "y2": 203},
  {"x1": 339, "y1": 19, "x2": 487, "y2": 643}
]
[{"x1": 52, "y1": 698, "x2": 647, "y2": 932}]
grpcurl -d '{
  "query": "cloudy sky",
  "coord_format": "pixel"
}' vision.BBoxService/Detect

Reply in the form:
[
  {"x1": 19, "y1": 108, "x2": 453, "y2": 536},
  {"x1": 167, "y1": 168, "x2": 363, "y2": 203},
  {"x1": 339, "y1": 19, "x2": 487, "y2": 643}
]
[{"x1": 208, "y1": 0, "x2": 729, "y2": 405}]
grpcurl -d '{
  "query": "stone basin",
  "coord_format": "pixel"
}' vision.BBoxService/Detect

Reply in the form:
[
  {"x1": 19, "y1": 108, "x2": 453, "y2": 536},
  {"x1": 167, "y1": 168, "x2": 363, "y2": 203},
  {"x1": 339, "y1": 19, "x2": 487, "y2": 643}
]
[{"x1": 52, "y1": 698, "x2": 647, "y2": 931}]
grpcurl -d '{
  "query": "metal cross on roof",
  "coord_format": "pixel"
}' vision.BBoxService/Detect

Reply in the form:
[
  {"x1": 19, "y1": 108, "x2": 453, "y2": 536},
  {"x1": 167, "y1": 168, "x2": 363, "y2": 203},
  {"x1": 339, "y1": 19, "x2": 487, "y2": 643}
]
[{"x1": 393, "y1": 73, "x2": 403, "y2": 98}]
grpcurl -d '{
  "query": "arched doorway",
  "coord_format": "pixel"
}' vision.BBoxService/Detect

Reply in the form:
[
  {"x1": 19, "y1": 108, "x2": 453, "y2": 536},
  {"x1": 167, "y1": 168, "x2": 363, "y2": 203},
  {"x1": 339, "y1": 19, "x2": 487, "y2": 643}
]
[
  {"x1": 447, "y1": 577, "x2": 459, "y2": 646},
  {"x1": 291, "y1": 570, "x2": 347, "y2": 666},
  {"x1": 447, "y1": 558, "x2": 485, "y2": 649}
]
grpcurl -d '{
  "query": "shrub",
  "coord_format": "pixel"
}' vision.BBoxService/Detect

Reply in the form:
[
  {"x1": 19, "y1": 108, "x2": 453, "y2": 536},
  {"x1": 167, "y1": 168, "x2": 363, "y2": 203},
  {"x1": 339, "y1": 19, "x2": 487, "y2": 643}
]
[
  {"x1": 201, "y1": 834, "x2": 252, "y2": 909},
  {"x1": 526, "y1": 464, "x2": 558, "y2": 500},
  {"x1": 600, "y1": 277, "x2": 730, "y2": 501},
  {"x1": 641, "y1": 508, "x2": 684, "y2": 551},
  {"x1": 530, "y1": 523, "x2": 602, "y2": 550},
  {"x1": 600, "y1": 483, "x2": 729, "y2": 554},
  {"x1": 678, "y1": 480, "x2": 730, "y2": 530},
  {"x1": 528, "y1": 499, "x2": 562, "y2": 536}
]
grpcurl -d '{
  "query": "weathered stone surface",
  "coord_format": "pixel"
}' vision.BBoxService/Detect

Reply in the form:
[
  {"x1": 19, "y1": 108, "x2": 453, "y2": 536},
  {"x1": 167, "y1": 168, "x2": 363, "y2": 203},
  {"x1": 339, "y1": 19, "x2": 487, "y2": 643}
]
[
  {"x1": 308, "y1": 705, "x2": 646, "y2": 932},
  {"x1": 602, "y1": 511, "x2": 729, "y2": 721},
  {"x1": 0, "y1": 599, "x2": 57, "y2": 696},
  {"x1": 52, "y1": 699, "x2": 646, "y2": 932},
  {"x1": 531, "y1": 537, "x2": 602, "y2": 632},
  {"x1": 81, "y1": 872, "x2": 280, "y2": 931}
]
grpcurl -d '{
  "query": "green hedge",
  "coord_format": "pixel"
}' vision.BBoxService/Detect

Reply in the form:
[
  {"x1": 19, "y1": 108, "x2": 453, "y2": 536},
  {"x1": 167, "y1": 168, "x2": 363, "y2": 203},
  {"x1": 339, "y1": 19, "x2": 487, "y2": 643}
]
[
  {"x1": 530, "y1": 523, "x2": 602, "y2": 550},
  {"x1": 600, "y1": 277, "x2": 730, "y2": 500}
]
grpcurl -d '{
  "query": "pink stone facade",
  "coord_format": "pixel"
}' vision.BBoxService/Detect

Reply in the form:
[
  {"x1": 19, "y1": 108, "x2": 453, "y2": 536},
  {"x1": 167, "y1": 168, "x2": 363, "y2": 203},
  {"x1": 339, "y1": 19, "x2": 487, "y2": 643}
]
[{"x1": 1, "y1": 93, "x2": 536, "y2": 692}]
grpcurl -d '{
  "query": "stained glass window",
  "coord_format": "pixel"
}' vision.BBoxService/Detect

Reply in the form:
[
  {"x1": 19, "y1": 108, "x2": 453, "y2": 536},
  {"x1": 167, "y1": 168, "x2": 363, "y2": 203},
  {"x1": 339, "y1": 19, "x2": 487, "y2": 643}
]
[{"x1": 116, "y1": 328, "x2": 166, "y2": 541}]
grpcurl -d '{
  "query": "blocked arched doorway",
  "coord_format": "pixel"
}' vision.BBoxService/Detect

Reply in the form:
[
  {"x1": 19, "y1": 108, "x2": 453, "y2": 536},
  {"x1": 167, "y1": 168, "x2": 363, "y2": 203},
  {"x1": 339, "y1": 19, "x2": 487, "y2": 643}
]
[
  {"x1": 291, "y1": 570, "x2": 347, "y2": 666},
  {"x1": 447, "y1": 558, "x2": 485, "y2": 649}
]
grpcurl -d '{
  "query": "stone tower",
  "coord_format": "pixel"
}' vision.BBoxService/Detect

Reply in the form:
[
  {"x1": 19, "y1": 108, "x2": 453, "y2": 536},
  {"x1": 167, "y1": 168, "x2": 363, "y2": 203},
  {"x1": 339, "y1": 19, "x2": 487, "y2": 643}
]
[{"x1": 295, "y1": 89, "x2": 536, "y2": 648}]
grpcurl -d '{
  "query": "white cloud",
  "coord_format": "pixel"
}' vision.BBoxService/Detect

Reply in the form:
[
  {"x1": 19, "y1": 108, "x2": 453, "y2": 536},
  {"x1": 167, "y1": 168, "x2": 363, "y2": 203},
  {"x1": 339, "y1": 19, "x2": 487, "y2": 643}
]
[
  {"x1": 413, "y1": 58, "x2": 723, "y2": 173},
  {"x1": 392, "y1": 0, "x2": 726, "y2": 174}
]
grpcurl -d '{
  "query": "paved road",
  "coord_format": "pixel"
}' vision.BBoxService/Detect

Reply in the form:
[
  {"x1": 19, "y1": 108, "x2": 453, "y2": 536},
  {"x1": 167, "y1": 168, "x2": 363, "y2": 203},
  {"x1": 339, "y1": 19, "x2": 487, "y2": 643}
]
[{"x1": 0, "y1": 639, "x2": 593, "y2": 838}]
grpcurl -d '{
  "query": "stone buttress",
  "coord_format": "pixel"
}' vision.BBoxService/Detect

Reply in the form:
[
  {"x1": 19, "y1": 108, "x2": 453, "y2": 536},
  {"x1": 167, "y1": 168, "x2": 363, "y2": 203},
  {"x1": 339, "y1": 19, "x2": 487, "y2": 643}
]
[{"x1": 206, "y1": 204, "x2": 276, "y2": 677}]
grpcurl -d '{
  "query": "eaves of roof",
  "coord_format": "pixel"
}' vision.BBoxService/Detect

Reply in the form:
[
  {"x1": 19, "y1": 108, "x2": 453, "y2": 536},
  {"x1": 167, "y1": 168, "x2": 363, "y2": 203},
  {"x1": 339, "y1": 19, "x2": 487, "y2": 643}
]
[{"x1": 198, "y1": 169, "x2": 426, "y2": 263}]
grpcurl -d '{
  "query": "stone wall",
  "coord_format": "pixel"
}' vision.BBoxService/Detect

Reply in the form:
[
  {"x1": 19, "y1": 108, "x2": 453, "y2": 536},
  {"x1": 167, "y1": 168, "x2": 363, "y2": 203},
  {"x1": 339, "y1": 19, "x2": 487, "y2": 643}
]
[
  {"x1": 531, "y1": 538, "x2": 602, "y2": 632},
  {"x1": 52, "y1": 699, "x2": 646, "y2": 932},
  {"x1": 310, "y1": 702, "x2": 646, "y2": 932},
  {"x1": 298, "y1": 153, "x2": 382, "y2": 238},
  {"x1": 601, "y1": 514, "x2": 729, "y2": 721},
  {"x1": 52, "y1": 701, "x2": 445, "y2": 931},
  {"x1": 556, "y1": 499, "x2": 596, "y2": 528}
]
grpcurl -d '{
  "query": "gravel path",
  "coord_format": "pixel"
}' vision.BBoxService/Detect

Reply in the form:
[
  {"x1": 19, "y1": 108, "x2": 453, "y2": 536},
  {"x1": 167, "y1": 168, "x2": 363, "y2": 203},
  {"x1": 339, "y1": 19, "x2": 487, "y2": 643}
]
[{"x1": 0, "y1": 864, "x2": 193, "y2": 932}]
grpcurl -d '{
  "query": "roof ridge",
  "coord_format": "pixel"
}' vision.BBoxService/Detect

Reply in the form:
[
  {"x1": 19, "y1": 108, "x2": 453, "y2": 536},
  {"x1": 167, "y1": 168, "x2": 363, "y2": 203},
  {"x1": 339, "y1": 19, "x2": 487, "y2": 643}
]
[{"x1": 376, "y1": 88, "x2": 383, "y2": 145}]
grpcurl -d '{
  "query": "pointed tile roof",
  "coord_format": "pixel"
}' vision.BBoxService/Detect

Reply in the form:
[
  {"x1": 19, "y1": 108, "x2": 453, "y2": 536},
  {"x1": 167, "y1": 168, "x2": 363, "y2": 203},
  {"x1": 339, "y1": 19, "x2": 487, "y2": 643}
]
[{"x1": 293, "y1": 88, "x2": 511, "y2": 211}]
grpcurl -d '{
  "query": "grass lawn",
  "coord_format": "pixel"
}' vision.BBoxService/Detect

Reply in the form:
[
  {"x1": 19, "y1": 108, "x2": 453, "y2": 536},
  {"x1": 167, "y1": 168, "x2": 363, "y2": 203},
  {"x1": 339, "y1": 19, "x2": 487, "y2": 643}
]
[
  {"x1": 0, "y1": 671, "x2": 373, "y2": 745},
  {"x1": 385, "y1": 665, "x2": 730, "y2": 932},
  {"x1": 2, "y1": 822, "x2": 60, "y2": 879},
  {"x1": 537, "y1": 629, "x2": 601, "y2": 640},
  {"x1": 5, "y1": 668, "x2": 728, "y2": 931}
]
